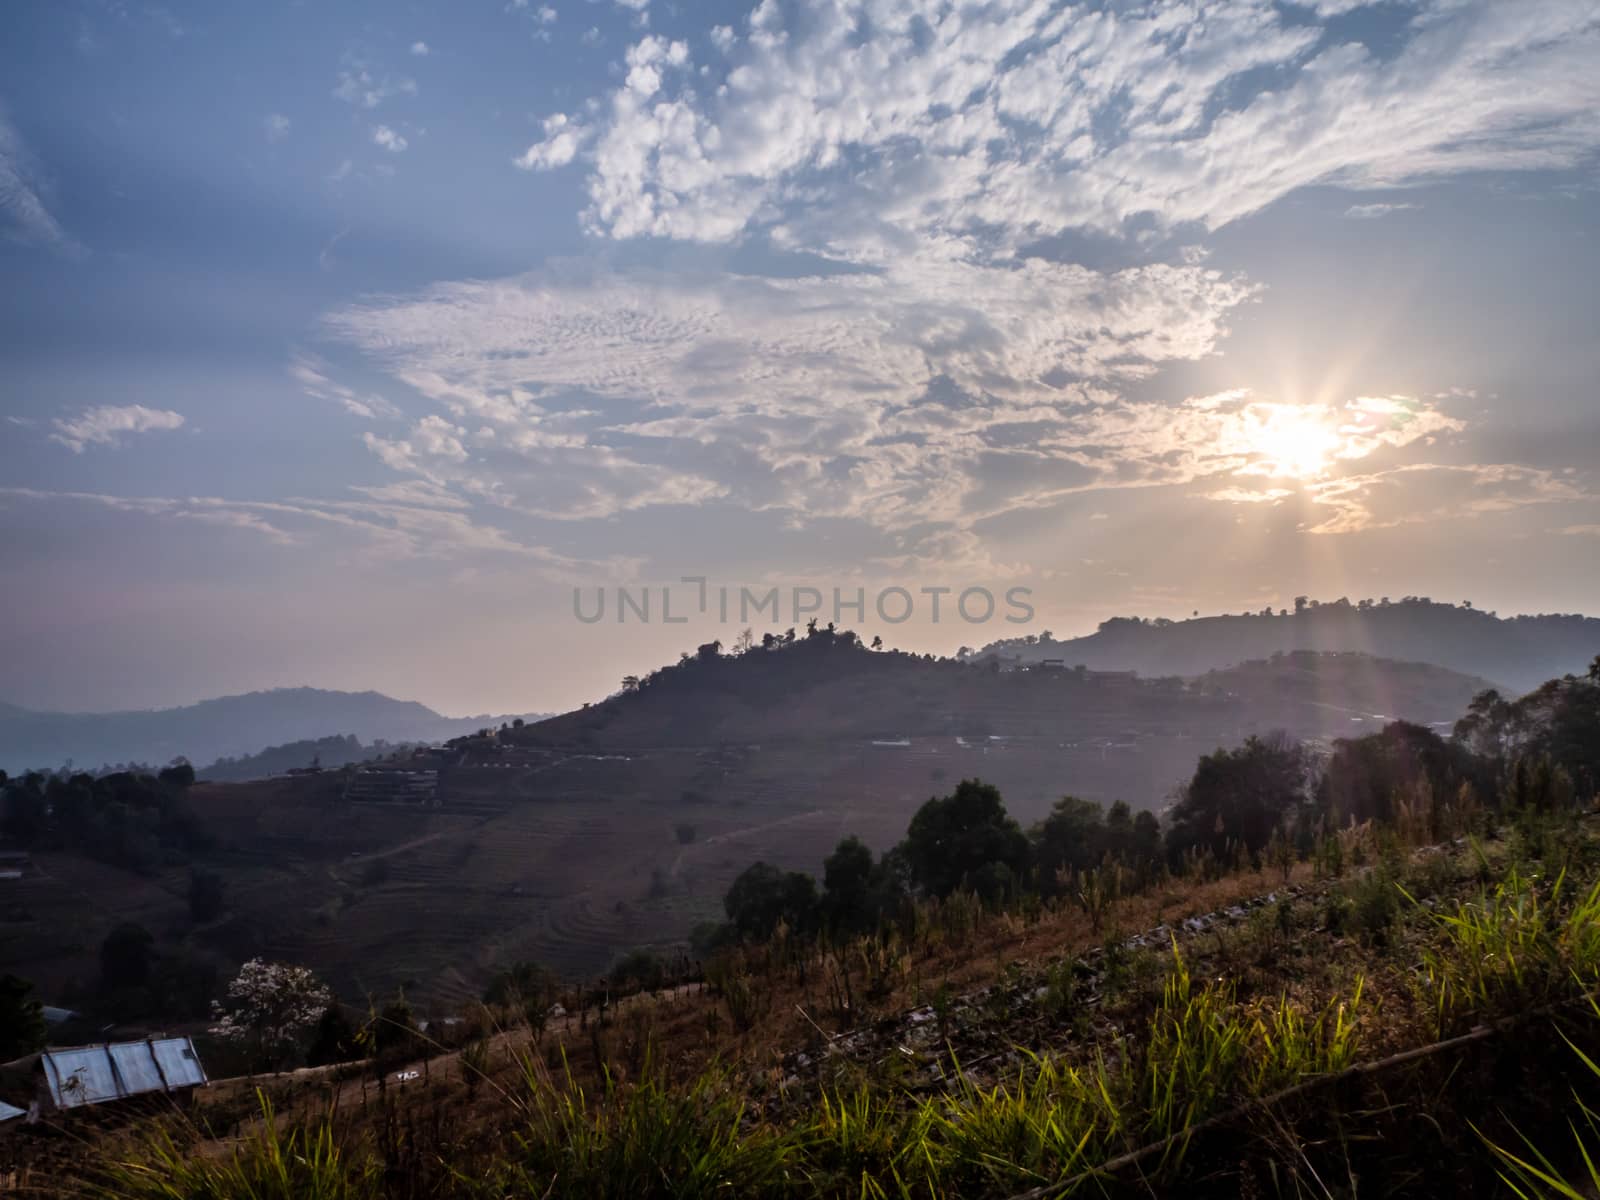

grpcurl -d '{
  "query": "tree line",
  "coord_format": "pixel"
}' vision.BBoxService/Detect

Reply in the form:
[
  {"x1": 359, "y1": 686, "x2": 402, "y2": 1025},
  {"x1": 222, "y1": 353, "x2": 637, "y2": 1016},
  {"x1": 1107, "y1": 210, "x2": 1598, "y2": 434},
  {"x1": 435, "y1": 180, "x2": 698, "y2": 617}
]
[
  {"x1": 714, "y1": 656, "x2": 1600, "y2": 948},
  {"x1": 0, "y1": 761, "x2": 207, "y2": 873}
]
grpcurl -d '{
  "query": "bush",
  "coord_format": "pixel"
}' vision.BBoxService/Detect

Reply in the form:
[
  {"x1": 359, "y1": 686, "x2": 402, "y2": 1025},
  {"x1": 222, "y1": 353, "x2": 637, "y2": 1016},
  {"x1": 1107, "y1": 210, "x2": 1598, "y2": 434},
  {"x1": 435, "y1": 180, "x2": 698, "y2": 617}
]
[{"x1": 610, "y1": 949, "x2": 666, "y2": 992}]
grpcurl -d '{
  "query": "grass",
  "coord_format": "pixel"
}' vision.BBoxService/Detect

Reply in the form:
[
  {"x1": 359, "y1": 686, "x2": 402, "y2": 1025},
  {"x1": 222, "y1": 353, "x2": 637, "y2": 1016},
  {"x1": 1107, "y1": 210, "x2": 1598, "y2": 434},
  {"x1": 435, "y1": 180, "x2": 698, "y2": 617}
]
[
  {"x1": 94, "y1": 1093, "x2": 379, "y2": 1200},
  {"x1": 1476, "y1": 997, "x2": 1600, "y2": 1199},
  {"x1": 1409, "y1": 865, "x2": 1600, "y2": 1035},
  {"x1": 52, "y1": 822, "x2": 1600, "y2": 1200}
]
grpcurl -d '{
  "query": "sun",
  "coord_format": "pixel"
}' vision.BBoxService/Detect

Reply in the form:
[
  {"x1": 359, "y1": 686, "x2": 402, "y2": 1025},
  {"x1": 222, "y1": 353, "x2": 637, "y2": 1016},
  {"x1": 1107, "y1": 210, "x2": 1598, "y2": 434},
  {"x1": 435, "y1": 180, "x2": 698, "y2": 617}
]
[{"x1": 1248, "y1": 406, "x2": 1343, "y2": 479}]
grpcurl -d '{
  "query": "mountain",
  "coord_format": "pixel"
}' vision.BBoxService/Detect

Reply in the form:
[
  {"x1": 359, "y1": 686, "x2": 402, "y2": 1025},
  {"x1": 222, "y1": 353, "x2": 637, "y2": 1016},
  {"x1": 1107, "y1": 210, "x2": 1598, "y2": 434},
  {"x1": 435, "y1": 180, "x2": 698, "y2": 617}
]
[
  {"x1": 0, "y1": 687, "x2": 549, "y2": 774},
  {"x1": 977, "y1": 598, "x2": 1598, "y2": 691}
]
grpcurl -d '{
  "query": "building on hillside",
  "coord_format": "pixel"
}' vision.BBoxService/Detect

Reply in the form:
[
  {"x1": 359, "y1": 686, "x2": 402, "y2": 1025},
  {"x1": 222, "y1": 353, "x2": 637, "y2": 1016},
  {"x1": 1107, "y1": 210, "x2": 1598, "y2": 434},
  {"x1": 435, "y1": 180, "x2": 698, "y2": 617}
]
[
  {"x1": 1038, "y1": 658, "x2": 1066, "y2": 671},
  {"x1": 343, "y1": 765, "x2": 440, "y2": 805},
  {"x1": 30, "y1": 1037, "x2": 208, "y2": 1116}
]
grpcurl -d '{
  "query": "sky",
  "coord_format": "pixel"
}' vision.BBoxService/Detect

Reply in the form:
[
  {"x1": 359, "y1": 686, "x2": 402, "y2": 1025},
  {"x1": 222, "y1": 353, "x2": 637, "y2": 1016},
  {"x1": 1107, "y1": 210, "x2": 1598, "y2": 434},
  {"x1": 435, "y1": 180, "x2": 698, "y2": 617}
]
[{"x1": 1, "y1": 0, "x2": 1598, "y2": 717}]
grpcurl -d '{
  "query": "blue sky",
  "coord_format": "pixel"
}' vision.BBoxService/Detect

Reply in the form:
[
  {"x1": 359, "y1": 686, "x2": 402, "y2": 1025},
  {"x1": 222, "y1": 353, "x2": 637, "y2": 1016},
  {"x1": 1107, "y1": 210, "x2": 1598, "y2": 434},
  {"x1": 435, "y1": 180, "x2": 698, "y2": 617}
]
[{"x1": 2, "y1": 0, "x2": 1598, "y2": 715}]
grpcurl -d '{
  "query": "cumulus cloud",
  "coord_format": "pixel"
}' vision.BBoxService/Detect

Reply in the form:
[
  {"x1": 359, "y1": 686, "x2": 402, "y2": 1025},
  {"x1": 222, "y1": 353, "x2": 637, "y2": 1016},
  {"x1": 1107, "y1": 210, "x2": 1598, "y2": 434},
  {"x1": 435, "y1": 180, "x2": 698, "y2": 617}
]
[
  {"x1": 410, "y1": 41, "x2": 430, "y2": 56},
  {"x1": 372, "y1": 125, "x2": 408, "y2": 153},
  {"x1": 50, "y1": 405, "x2": 185, "y2": 452},
  {"x1": 514, "y1": 113, "x2": 587, "y2": 170},
  {"x1": 264, "y1": 113, "x2": 291, "y2": 142}
]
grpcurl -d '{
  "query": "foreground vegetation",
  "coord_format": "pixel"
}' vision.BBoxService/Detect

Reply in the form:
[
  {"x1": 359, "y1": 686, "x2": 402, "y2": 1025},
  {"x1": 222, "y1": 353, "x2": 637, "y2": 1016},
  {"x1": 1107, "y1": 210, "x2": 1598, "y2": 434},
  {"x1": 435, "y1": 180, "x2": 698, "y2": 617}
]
[
  {"x1": 1, "y1": 804, "x2": 1581, "y2": 1198},
  {"x1": 4, "y1": 655, "x2": 1596, "y2": 1196}
]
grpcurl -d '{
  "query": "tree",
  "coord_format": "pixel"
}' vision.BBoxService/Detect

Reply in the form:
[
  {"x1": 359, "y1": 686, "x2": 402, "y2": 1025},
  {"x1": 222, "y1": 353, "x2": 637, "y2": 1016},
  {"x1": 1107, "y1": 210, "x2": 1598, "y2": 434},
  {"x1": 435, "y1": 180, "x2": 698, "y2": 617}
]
[
  {"x1": 158, "y1": 760, "x2": 196, "y2": 790},
  {"x1": 210, "y1": 958, "x2": 333, "y2": 1070},
  {"x1": 822, "y1": 835, "x2": 875, "y2": 933},
  {"x1": 1325, "y1": 721, "x2": 1487, "y2": 827},
  {"x1": 1453, "y1": 689, "x2": 1517, "y2": 762},
  {"x1": 723, "y1": 862, "x2": 820, "y2": 940},
  {"x1": 1030, "y1": 795, "x2": 1106, "y2": 891},
  {"x1": 306, "y1": 1005, "x2": 363, "y2": 1067},
  {"x1": 371, "y1": 991, "x2": 419, "y2": 1057},
  {"x1": 188, "y1": 867, "x2": 225, "y2": 923},
  {"x1": 0, "y1": 974, "x2": 47, "y2": 1060},
  {"x1": 482, "y1": 960, "x2": 558, "y2": 1039},
  {"x1": 610, "y1": 948, "x2": 666, "y2": 991},
  {"x1": 1166, "y1": 735, "x2": 1307, "y2": 862},
  {"x1": 100, "y1": 921, "x2": 156, "y2": 990},
  {"x1": 900, "y1": 779, "x2": 1029, "y2": 900}
]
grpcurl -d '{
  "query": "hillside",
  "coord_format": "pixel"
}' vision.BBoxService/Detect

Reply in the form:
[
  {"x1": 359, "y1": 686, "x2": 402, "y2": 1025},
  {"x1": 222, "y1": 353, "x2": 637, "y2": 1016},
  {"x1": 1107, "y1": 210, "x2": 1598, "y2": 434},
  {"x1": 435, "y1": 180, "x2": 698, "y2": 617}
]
[
  {"x1": 0, "y1": 687, "x2": 548, "y2": 774},
  {"x1": 511, "y1": 634, "x2": 1490, "y2": 751},
  {"x1": 979, "y1": 597, "x2": 1596, "y2": 691},
  {"x1": 11, "y1": 762, "x2": 1600, "y2": 1198},
  {"x1": 0, "y1": 638, "x2": 1498, "y2": 1013}
]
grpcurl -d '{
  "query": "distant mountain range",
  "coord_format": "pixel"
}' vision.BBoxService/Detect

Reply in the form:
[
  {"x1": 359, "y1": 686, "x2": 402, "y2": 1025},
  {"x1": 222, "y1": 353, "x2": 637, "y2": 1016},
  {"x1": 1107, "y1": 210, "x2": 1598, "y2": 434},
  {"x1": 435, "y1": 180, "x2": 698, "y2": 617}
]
[
  {"x1": 977, "y1": 599, "x2": 1597, "y2": 693},
  {"x1": 0, "y1": 688, "x2": 549, "y2": 775}
]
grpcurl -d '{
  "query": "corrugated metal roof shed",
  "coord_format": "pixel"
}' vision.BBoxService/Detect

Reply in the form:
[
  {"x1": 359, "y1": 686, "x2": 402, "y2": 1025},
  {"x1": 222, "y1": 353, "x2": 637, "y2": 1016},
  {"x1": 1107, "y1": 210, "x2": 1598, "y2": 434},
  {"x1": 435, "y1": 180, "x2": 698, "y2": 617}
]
[{"x1": 41, "y1": 1038, "x2": 207, "y2": 1109}]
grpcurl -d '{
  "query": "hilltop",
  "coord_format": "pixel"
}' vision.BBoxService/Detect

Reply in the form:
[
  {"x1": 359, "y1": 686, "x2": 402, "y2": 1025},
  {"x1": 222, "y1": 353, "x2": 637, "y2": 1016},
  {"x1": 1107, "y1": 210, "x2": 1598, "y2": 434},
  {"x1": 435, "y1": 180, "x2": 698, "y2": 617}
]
[
  {"x1": 511, "y1": 630, "x2": 1493, "y2": 752},
  {"x1": 0, "y1": 687, "x2": 548, "y2": 775},
  {"x1": 978, "y1": 597, "x2": 1596, "y2": 691}
]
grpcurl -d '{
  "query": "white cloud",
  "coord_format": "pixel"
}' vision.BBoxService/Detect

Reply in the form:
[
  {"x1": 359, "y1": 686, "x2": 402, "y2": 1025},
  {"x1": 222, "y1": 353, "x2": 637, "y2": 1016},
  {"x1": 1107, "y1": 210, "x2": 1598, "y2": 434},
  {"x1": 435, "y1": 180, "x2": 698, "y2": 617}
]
[
  {"x1": 321, "y1": 257, "x2": 1266, "y2": 528},
  {"x1": 290, "y1": 353, "x2": 403, "y2": 420},
  {"x1": 1344, "y1": 201, "x2": 1421, "y2": 219},
  {"x1": 1304, "y1": 464, "x2": 1589, "y2": 534},
  {"x1": 536, "y1": 6, "x2": 557, "y2": 24},
  {"x1": 50, "y1": 405, "x2": 185, "y2": 452},
  {"x1": 410, "y1": 41, "x2": 430, "y2": 56},
  {"x1": 514, "y1": 113, "x2": 588, "y2": 170},
  {"x1": 1293, "y1": 0, "x2": 1397, "y2": 14},
  {"x1": 0, "y1": 109, "x2": 83, "y2": 256},
  {"x1": 372, "y1": 125, "x2": 408, "y2": 153},
  {"x1": 554, "y1": 1, "x2": 1600, "y2": 256}
]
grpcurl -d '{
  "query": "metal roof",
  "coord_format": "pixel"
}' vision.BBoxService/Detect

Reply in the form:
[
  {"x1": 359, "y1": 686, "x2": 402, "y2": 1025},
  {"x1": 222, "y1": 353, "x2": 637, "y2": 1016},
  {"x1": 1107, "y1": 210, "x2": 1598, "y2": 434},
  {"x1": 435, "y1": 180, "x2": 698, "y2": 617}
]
[
  {"x1": 41, "y1": 1038, "x2": 207, "y2": 1109},
  {"x1": 0, "y1": 1100, "x2": 27, "y2": 1124}
]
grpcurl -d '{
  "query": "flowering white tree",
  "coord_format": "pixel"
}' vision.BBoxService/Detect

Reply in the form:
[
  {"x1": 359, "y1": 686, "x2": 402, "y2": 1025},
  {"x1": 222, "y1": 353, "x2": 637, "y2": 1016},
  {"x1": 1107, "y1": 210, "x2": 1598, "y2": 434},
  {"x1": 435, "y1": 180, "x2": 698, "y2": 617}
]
[{"x1": 210, "y1": 958, "x2": 333, "y2": 1069}]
